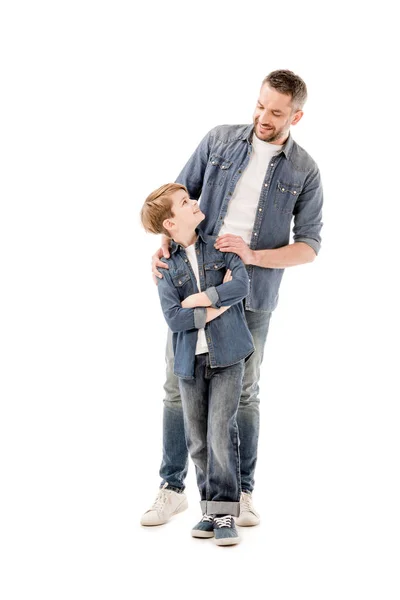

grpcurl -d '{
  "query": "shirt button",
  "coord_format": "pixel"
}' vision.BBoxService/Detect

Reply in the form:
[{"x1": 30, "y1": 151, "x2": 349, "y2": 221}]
[
  {"x1": 293, "y1": 191, "x2": 297, "y2": 194},
  {"x1": 270, "y1": 163, "x2": 274, "y2": 167},
  {"x1": 214, "y1": 265, "x2": 218, "y2": 269},
  {"x1": 178, "y1": 280, "x2": 182, "y2": 284},
  {"x1": 259, "y1": 208, "x2": 262, "y2": 212},
  {"x1": 212, "y1": 161, "x2": 217, "y2": 165},
  {"x1": 264, "y1": 183, "x2": 268, "y2": 187},
  {"x1": 254, "y1": 232, "x2": 257, "y2": 236},
  {"x1": 238, "y1": 169, "x2": 242, "y2": 173},
  {"x1": 282, "y1": 187, "x2": 285, "y2": 191}
]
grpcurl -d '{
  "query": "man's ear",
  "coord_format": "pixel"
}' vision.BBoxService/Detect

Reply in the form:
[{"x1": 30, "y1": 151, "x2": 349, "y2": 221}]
[
  {"x1": 291, "y1": 110, "x2": 304, "y2": 126},
  {"x1": 163, "y1": 218, "x2": 174, "y2": 233}
]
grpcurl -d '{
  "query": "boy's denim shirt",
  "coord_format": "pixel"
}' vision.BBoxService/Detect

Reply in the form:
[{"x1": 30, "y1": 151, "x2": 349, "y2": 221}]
[
  {"x1": 176, "y1": 124, "x2": 323, "y2": 312},
  {"x1": 157, "y1": 229, "x2": 255, "y2": 379}
]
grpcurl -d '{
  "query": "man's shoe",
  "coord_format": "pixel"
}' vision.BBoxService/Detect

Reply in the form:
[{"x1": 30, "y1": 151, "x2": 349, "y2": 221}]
[
  {"x1": 235, "y1": 491, "x2": 260, "y2": 527},
  {"x1": 191, "y1": 514, "x2": 214, "y2": 538},
  {"x1": 213, "y1": 515, "x2": 241, "y2": 546},
  {"x1": 140, "y1": 483, "x2": 188, "y2": 526}
]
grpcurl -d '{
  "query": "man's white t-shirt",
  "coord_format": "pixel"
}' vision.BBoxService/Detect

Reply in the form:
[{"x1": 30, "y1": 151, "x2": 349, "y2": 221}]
[
  {"x1": 185, "y1": 243, "x2": 208, "y2": 355},
  {"x1": 219, "y1": 135, "x2": 283, "y2": 245}
]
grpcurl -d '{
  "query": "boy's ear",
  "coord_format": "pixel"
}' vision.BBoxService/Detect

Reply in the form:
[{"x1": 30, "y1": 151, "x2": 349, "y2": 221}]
[{"x1": 163, "y1": 217, "x2": 174, "y2": 233}]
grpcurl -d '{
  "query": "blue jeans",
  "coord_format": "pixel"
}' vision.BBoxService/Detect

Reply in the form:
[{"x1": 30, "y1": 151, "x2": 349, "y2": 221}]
[
  {"x1": 160, "y1": 308, "x2": 272, "y2": 493},
  {"x1": 179, "y1": 354, "x2": 243, "y2": 516}
]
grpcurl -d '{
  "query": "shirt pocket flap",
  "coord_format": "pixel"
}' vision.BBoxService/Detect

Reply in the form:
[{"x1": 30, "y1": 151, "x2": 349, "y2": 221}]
[
  {"x1": 204, "y1": 260, "x2": 225, "y2": 272},
  {"x1": 171, "y1": 272, "x2": 191, "y2": 287},
  {"x1": 209, "y1": 154, "x2": 232, "y2": 170},
  {"x1": 277, "y1": 181, "x2": 302, "y2": 196}
]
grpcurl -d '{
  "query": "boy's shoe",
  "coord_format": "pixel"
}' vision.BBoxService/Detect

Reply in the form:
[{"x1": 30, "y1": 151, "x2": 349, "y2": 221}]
[
  {"x1": 213, "y1": 515, "x2": 241, "y2": 546},
  {"x1": 140, "y1": 483, "x2": 188, "y2": 526},
  {"x1": 235, "y1": 491, "x2": 260, "y2": 527},
  {"x1": 191, "y1": 514, "x2": 214, "y2": 538}
]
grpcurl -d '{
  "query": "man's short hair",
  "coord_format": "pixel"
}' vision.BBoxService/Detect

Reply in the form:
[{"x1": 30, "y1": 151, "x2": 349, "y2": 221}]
[
  {"x1": 141, "y1": 183, "x2": 187, "y2": 236},
  {"x1": 263, "y1": 70, "x2": 307, "y2": 110}
]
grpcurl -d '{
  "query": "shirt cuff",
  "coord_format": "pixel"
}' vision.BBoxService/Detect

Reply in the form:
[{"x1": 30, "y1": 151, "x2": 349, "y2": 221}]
[
  {"x1": 194, "y1": 307, "x2": 207, "y2": 329},
  {"x1": 294, "y1": 237, "x2": 320, "y2": 255},
  {"x1": 204, "y1": 286, "x2": 221, "y2": 309}
]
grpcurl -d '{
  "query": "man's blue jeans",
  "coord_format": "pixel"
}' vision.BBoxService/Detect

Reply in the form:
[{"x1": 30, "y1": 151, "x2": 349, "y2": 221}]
[
  {"x1": 160, "y1": 309, "x2": 272, "y2": 493},
  {"x1": 179, "y1": 354, "x2": 243, "y2": 516}
]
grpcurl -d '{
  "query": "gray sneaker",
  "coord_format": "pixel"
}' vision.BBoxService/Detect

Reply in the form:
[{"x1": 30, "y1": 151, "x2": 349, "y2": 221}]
[
  {"x1": 213, "y1": 515, "x2": 241, "y2": 546},
  {"x1": 140, "y1": 483, "x2": 188, "y2": 526},
  {"x1": 235, "y1": 491, "x2": 260, "y2": 527},
  {"x1": 191, "y1": 514, "x2": 214, "y2": 538}
]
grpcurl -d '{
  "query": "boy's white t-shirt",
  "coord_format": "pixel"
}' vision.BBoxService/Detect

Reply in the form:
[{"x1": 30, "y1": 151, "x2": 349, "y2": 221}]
[
  {"x1": 185, "y1": 243, "x2": 208, "y2": 355},
  {"x1": 219, "y1": 135, "x2": 283, "y2": 244}
]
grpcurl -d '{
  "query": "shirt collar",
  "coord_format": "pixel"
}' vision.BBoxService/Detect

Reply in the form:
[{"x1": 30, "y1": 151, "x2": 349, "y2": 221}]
[
  {"x1": 242, "y1": 125, "x2": 294, "y2": 158},
  {"x1": 170, "y1": 228, "x2": 207, "y2": 254}
]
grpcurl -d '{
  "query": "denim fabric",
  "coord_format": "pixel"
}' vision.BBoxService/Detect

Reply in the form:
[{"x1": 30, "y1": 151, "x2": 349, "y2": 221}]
[
  {"x1": 160, "y1": 308, "x2": 271, "y2": 492},
  {"x1": 157, "y1": 229, "x2": 254, "y2": 379},
  {"x1": 176, "y1": 125, "x2": 323, "y2": 312},
  {"x1": 179, "y1": 354, "x2": 243, "y2": 516}
]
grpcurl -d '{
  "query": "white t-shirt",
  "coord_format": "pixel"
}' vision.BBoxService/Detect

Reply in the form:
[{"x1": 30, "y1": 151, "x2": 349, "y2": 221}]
[
  {"x1": 185, "y1": 243, "x2": 208, "y2": 355},
  {"x1": 219, "y1": 135, "x2": 283, "y2": 244}
]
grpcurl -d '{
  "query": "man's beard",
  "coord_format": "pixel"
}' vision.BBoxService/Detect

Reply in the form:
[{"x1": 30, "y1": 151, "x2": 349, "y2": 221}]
[{"x1": 254, "y1": 117, "x2": 290, "y2": 143}]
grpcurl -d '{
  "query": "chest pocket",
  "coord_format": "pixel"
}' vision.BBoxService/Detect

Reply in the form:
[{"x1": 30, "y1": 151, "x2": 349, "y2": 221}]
[
  {"x1": 204, "y1": 260, "x2": 226, "y2": 286},
  {"x1": 171, "y1": 272, "x2": 192, "y2": 299},
  {"x1": 274, "y1": 181, "x2": 302, "y2": 215},
  {"x1": 206, "y1": 154, "x2": 233, "y2": 187}
]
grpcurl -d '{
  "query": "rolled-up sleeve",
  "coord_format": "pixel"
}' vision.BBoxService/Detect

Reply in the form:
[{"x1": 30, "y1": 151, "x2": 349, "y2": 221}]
[
  {"x1": 205, "y1": 253, "x2": 249, "y2": 308},
  {"x1": 292, "y1": 167, "x2": 323, "y2": 255},
  {"x1": 157, "y1": 271, "x2": 207, "y2": 333}
]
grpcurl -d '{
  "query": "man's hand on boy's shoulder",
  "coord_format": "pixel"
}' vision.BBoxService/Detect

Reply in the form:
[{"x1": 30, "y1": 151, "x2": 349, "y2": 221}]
[
  {"x1": 214, "y1": 234, "x2": 255, "y2": 265},
  {"x1": 152, "y1": 236, "x2": 172, "y2": 284}
]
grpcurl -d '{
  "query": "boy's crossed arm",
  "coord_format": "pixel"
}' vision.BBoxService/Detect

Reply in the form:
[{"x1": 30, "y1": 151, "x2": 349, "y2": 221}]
[{"x1": 181, "y1": 269, "x2": 232, "y2": 308}]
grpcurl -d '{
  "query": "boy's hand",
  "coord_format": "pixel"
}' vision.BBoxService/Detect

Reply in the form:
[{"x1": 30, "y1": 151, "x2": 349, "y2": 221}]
[{"x1": 151, "y1": 236, "x2": 171, "y2": 284}]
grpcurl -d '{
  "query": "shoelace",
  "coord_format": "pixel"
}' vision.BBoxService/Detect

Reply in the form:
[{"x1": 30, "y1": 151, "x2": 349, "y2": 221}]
[
  {"x1": 213, "y1": 516, "x2": 232, "y2": 528},
  {"x1": 201, "y1": 514, "x2": 213, "y2": 523},
  {"x1": 150, "y1": 483, "x2": 170, "y2": 511}
]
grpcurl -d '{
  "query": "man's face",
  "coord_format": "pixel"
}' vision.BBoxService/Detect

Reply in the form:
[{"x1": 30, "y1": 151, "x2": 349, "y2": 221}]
[
  {"x1": 168, "y1": 189, "x2": 205, "y2": 233},
  {"x1": 253, "y1": 84, "x2": 303, "y2": 144}
]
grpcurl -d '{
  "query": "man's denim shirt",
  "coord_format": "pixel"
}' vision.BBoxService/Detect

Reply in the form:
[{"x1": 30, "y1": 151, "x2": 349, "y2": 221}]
[
  {"x1": 176, "y1": 124, "x2": 323, "y2": 312},
  {"x1": 157, "y1": 230, "x2": 255, "y2": 379}
]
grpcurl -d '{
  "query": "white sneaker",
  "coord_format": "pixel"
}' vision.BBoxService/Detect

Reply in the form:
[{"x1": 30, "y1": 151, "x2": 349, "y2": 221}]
[
  {"x1": 235, "y1": 491, "x2": 260, "y2": 527},
  {"x1": 140, "y1": 483, "x2": 188, "y2": 526}
]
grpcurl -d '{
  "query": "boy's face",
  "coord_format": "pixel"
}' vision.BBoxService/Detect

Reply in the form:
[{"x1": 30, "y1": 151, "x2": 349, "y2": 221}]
[{"x1": 164, "y1": 189, "x2": 205, "y2": 235}]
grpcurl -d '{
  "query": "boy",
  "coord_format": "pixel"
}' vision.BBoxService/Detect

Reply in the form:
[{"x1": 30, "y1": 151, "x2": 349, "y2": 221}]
[{"x1": 140, "y1": 183, "x2": 254, "y2": 546}]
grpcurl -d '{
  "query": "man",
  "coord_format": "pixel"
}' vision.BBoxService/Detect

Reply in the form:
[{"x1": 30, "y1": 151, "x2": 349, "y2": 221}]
[{"x1": 141, "y1": 70, "x2": 323, "y2": 527}]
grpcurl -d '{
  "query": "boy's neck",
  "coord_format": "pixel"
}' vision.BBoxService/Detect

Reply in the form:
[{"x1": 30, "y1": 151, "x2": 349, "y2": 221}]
[{"x1": 172, "y1": 229, "x2": 198, "y2": 248}]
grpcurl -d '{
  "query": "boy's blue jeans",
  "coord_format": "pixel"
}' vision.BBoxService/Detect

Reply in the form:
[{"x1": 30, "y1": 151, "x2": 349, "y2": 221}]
[
  {"x1": 160, "y1": 308, "x2": 272, "y2": 494},
  {"x1": 179, "y1": 354, "x2": 243, "y2": 516}
]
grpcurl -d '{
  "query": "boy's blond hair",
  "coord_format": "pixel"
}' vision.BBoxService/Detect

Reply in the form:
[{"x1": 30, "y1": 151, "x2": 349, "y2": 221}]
[{"x1": 141, "y1": 183, "x2": 188, "y2": 237}]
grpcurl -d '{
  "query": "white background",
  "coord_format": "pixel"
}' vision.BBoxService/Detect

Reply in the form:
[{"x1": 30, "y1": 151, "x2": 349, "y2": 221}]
[{"x1": 1, "y1": 1, "x2": 399, "y2": 599}]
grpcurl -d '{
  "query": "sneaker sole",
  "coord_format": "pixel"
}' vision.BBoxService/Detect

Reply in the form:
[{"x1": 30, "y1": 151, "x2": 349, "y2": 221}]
[
  {"x1": 191, "y1": 530, "x2": 214, "y2": 538},
  {"x1": 214, "y1": 536, "x2": 241, "y2": 546}
]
